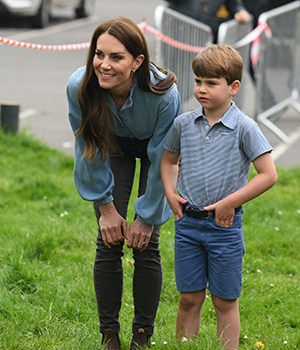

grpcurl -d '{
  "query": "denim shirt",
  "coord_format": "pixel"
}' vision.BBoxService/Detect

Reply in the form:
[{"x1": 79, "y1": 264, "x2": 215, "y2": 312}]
[{"x1": 66, "y1": 64, "x2": 181, "y2": 225}]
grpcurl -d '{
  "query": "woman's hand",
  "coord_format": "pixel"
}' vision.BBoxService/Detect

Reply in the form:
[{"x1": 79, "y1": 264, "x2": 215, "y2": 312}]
[
  {"x1": 126, "y1": 219, "x2": 154, "y2": 252},
  {"x1": 99, "y1": 203, "x2": 127, "y2": 248}
]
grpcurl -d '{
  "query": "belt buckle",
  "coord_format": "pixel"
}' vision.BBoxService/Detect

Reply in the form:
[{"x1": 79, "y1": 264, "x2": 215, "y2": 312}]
[
  {"x1": 200, "y1": 210, "x2": 210, "y2": 219},
  {"x1": 196, "y1": 209, "x2": 210, "y2": 219}
]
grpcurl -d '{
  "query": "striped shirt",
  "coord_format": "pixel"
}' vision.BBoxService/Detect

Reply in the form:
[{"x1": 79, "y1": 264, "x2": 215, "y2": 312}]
[{"x1": 163, "y1": 102, "x2": 272, "y2": 208}]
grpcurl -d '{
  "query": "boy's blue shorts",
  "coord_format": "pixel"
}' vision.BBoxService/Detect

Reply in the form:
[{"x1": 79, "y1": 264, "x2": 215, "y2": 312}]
[{"x1": 175, "y1": 209, "x2": 245, "y2": 300}]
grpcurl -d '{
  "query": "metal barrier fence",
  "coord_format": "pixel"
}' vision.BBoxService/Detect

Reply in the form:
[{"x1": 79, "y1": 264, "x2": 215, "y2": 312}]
[
  {"x1": 154, "y1": 3, "x2": 300, "y2": 145},
  {"x1": 154, "y1": 5, "x2": 253, "y2": 112},
  {"x1": 255, "y1": 1, "x2": 300, "y2": 142},
  {"x1": 154, "y1": 5, "x2": 213, "y2": 112},
  {"x1": 218, "y1": 19, "x2": 254, "y2": 114}
]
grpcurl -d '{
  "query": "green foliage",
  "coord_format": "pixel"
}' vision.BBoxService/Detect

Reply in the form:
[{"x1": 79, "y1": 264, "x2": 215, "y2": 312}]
[{"x1": 0, "y1": 130, "x2": 299, "y2": 349}]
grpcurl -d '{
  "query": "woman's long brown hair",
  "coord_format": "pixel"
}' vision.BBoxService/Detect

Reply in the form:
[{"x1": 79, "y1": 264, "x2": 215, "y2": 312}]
[{"x1": 76, "y1": 16, "x2": 176, "y2": 162}]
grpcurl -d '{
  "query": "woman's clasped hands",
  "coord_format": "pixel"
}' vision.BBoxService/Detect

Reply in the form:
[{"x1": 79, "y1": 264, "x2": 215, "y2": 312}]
[{"x1": 99, "y1": 202, "x2": 152, "y2": 251}]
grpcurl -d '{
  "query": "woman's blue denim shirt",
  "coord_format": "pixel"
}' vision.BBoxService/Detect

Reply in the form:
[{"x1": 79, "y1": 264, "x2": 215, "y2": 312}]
[{"x1": 66, "y1": 64, "x2": 181, "y2": 225}]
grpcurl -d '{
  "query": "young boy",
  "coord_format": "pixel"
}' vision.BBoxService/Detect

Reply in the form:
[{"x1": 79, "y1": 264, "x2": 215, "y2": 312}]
[{"x1": 160, "y1": 44, "x2": 277, "y2": 350}]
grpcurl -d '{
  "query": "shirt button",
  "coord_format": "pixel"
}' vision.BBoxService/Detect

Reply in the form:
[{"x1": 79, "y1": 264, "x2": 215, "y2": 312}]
[
  {"x1": 205, "y1": 125, "x2": 209, "y2": 129},
  {"x1": 205, "y1": 136, "x2": 209, "y2": 141}
]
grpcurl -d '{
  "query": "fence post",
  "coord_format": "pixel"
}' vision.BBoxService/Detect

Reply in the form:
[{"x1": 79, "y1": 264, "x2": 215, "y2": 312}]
[{"x1": 0, "y1": 103, "x2": 20, "y2": 134}]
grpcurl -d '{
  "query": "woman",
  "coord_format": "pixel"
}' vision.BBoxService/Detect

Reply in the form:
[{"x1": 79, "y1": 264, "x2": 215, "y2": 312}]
[{"x1": 66, "y1": 17, "x2": 181, "y2": 350}]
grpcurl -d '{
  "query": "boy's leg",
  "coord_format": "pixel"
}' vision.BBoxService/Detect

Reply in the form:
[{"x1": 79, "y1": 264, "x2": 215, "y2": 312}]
[
  {"x1": 211, "y1": 295, "x2": 240, "y2": 350},
  {"x1": 206, "y1": 211, "x2": 244, "y2": 349},
  {"x1": 176, "y1": 290, "x2": 206, "y2": 338},
  {"x1": 174, "y1": 214, "x2": 208, "y2": 340}
]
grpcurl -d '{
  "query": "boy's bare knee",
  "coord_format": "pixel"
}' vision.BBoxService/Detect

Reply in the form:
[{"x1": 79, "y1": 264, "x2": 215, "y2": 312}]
[
  {"x1": 179, "y1": 295, "x2": 195, "y2": 311},
  {"x1": 212, "y1": 295, "x2": 238, "y2": 313},
  {"x1": 179, "y1": 291, "x2": 205, "y2": 311}
]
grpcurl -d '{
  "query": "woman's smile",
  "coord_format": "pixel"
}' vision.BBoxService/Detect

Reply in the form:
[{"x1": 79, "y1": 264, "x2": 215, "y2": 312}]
[{"x1": 99, "y1": 71, "x2": 116, "y2": 79}]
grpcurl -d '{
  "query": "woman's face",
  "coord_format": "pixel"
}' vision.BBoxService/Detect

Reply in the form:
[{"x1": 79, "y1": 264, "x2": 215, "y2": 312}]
[{"x1": 93, "y1": 33, "x2": 144, "y2": 96}]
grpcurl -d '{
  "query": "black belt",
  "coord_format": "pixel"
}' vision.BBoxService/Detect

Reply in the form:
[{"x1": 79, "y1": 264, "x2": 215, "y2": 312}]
[
  {"x1": 183, "y1": 204, "x2": 241, "y2": 220},
  {"x1": 183, "y1": 204, "x2": 212, "y2": 219}
]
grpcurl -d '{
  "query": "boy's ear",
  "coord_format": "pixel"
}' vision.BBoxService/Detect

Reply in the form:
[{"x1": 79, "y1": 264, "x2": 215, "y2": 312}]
[{"x1": 230, "y1": 80, "x2": 241, "y2": 96}]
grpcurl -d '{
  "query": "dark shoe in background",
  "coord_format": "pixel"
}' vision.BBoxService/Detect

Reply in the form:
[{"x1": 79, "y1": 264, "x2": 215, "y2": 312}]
[
  {"x1": 101, "y1": 329, "x2": 121, "y2": 350},
  {"x1": 129, "y1": 328, "x2": 150, "y2": 350}
]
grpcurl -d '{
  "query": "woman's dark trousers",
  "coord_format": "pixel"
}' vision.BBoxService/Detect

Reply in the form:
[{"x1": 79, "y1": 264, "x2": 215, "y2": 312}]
[{"x1": 93, "y1": 140, "x2": 162, "y2": 337}]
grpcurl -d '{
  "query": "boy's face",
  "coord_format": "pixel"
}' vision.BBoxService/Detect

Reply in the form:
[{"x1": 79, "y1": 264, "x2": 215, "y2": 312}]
[{"x1": 193, "y1": 76, "x2": 240, "y2": 114}]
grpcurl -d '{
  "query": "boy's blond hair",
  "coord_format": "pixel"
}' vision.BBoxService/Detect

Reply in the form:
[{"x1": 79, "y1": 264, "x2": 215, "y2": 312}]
[{"x1": 192, "y1": 44, "x2": 243, "y2": 84}]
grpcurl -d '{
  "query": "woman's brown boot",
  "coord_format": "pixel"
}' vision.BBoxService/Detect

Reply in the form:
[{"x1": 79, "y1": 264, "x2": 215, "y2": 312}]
[{"x1": 101, "y1": 329, "x2": 121, "y2": 350}]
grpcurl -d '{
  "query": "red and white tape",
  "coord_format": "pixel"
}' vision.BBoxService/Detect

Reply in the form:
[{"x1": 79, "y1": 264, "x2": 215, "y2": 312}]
[
  {"x1": 0, "y1": 36, "x2": 90, "y2": 50},
  {"x1": 0, "y1": 20, "x2": 271, "y2": 59},
  {"x1": 139, "y1": 21, "x2": 204, "y2": 53},
  {"x1": 249, "y1": 21, "x2": 272, "y2": 67}
]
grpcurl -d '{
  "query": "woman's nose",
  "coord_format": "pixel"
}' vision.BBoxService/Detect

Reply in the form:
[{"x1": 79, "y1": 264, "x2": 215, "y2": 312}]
[{"x1": 100, "y1": 57, "x2": 111, "y2": 69}]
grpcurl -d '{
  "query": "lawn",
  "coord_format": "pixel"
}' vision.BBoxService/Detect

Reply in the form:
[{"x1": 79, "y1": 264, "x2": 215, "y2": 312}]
[{"x1": 0, "y1": 130, "x2": 299, "y2": 349}]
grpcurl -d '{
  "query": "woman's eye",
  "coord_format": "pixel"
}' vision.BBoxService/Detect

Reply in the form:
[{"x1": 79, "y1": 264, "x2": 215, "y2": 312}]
[
  {"x1": 111, "y1": 55, "x2": 123, "y2": 61},
  {"x1": 95, "y1": 51, "x2": 104, "y2": 58}
]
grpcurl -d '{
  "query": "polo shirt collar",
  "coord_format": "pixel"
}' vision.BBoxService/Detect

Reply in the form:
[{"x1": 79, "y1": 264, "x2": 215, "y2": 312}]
[
  {"x1": 220, "y1": 102, "x2": 239, "y2": 130},
  {"x1": 194, "y1": 102, "x2": 239, "y2": 130}
]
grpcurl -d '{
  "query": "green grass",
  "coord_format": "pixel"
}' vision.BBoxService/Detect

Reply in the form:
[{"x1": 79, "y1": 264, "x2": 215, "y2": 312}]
[{"x1": 0, "y1": 129, "x2": 299, "y2": 349}]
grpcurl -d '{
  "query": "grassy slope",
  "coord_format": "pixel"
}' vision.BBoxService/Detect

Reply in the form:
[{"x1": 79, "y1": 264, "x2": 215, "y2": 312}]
[{"x1": 0, "y1": 130, "x2": 299, "y2": 349}]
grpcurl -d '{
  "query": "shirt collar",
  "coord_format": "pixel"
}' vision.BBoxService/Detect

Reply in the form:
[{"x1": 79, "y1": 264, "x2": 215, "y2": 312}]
[
  {"x1": 194, "y1": 102, "x2": 239, "y2": 130},
  {"x1": 220, "y1": 102, "x2": 239, "y2": 129},
  {"x1": 108, "y1": 77, "x2": 137, "y2": 112}
]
